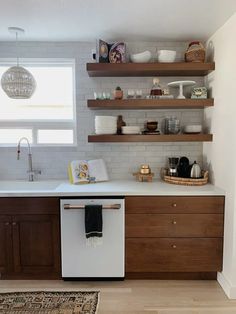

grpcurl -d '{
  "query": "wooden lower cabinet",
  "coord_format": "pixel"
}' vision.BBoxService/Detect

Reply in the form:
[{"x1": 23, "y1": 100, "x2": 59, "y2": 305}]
[
  {"x1": 0, "y1": 195, "x2": 225, "y2": 280},
  {"x1": 0, "y1": 198, "x2": 61, "y2": 279},
  {"x1": 125, "y1": 196, "x2": 224, "y2": 279}
]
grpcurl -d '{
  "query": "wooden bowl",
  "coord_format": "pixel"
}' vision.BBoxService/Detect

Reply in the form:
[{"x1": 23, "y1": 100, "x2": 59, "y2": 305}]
[{"x1": 146, "y1": 121, "x2": 158, "y2": 131}]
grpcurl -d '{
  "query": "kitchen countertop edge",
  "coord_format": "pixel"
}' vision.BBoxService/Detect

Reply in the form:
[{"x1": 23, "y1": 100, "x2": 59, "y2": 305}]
[{"x1": 0, "y1": 179, "x2": 225, "y2": 197}]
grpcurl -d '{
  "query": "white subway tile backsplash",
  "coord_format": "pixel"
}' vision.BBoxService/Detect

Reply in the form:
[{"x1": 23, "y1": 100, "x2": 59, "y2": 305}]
[{"x1": 0, "y1": 40, "x2": 204, "y2": 180}]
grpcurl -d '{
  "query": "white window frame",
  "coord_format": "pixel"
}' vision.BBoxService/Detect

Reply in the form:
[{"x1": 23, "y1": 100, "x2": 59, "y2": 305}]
[{"x1": 0, "y1": 58, "x2": 77, "y2": 147}]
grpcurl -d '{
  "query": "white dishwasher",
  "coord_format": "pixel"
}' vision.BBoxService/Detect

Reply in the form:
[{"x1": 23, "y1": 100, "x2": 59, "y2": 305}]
[{"x1": 60, "y1": 198, "x2": 125, "y2": 280}]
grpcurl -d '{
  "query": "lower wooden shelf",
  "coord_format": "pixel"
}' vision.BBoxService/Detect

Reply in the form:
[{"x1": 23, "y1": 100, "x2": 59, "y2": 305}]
[{"x1": 88, "y1": 134, "x2": 213, "y2": 143}]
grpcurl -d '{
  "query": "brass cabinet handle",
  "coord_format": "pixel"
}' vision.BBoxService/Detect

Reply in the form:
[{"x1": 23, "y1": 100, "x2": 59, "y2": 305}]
[
  {"x1": 12, "y1": 222, "x2": 17, "y2": 226},
  {"x1": 5, "y1": 222, "x2": 10, "y2": 226},
  {"x1": 172, "y1": 203, "x2": 177, "y2": 207},
  {"x1": 172, "y1": 244, "x2": 177, "y2": 249},
  {"x1": 172, "y1": 220, "x2": 177, "y2": 225},
  {"x1": 64, "y1": 204, "x2": 121, "y2": 210}
]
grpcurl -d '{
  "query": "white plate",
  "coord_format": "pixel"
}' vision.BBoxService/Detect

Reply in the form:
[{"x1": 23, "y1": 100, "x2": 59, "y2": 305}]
[
  {"x1": 95, "y1": 131, "x2": 117, "y2": 135},
  {"x1": 95, "y1": 116, "x2": 117, "y2": 121},
  {"x1": 95, "y1": 120, "x2": 117, "y2": 124},
  {"x1": 95, "y1": 121, "x2": 117, "y2": 124},
  {"x1": 95, "y1": 123, "x2": 117, "y2": 127},
  {"x1": 122, "y1": 131, "x2": 141, "y2": 134},
  {"x1": 95, "y1": 128, "x2": 117, "y2": 132},
  {"x1": 95, "y1": 126, "x2": 117, "y2": 129},
  {"x1": 95, "y1": 123, "x2": 117, "y2": 126},
  {"x1": 95, "y1": 121, "x2": 117, "y2": 125},
  {"x1": 122, "y1": 126, "x2": 140, "y2": 131}
]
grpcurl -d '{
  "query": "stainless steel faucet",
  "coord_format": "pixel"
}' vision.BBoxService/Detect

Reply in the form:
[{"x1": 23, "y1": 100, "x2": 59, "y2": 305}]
[{"x1": 17, "y1": 137, "x2": 41, "y2": 181}]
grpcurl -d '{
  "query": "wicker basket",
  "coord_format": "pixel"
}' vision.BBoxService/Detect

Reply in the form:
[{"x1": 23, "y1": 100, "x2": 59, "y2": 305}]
[
  {"x1": 185, "y1": 41, "x2": 206, "y2": 63},
  {"x1": 162, "y1": 169, "x2": 209, "y2": 186}
]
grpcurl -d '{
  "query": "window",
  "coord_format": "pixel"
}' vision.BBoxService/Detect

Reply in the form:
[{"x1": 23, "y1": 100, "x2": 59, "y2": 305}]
[{"x1": 0, "y1": 59, "x2": 76, "y2": 146}]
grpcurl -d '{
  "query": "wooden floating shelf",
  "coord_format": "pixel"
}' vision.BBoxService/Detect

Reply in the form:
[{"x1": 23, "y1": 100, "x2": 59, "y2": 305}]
[
  {"x1": 87, "y1": 62, "x2": 215, "y2": 77},
  {"x1": 88, "y1": 99, "x2": 214, "y2": 110},
  {"x1": 88, "y1": 134, "x2": 213, "y2": 143}
]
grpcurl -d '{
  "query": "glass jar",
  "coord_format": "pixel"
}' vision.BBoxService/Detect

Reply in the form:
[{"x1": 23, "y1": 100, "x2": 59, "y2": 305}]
[
  {"x1": 165, "y1": 117, "x2": 180, "y2": 134},
  {"x1": 150, "y1": 78, "x2": 162, "y2": 97}
]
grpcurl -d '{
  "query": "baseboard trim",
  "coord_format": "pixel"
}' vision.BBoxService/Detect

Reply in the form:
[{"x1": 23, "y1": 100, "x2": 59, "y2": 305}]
[{"x1": 217, "y1": 272, "x2": 236, "y2": 299}]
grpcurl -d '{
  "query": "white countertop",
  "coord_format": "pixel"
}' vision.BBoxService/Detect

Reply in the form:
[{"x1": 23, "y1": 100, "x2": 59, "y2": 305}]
[{"x1": 0, "y1": 179, "x2": 225, "y2": 197}]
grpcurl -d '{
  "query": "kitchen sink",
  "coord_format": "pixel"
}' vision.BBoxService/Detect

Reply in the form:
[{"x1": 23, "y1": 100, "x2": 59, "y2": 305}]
[{"x1": 0, "y1": 180, "x2": 61, "y2": 191}]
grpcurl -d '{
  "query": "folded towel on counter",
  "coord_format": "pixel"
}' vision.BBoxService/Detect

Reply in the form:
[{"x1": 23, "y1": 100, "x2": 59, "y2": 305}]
[{"x1": 85, "y1": 205, "x2": 103, "y2": 247}]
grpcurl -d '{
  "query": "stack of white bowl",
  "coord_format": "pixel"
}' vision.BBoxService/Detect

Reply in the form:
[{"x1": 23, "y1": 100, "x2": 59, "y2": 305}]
[
  {"x1": 122, "y1": 126, "x2": 141, "y2": 134},
  {"x1": 157, "y1": 50, "x2": 176, "y2": 62},
  {"x1": 95, "y1": 116, "x2": 117, "y2": 134}
]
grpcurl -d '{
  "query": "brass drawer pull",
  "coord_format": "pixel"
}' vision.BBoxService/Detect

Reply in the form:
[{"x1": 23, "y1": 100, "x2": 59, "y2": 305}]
[
  {"x1": 12, "y1": 222, "x2": 17, "y2": 226},
  {"x1": 172, "y1": 220, "x2": 177, "y2": 225},
  {"x1": 172, "y1": 203, "x2": 177, "y2": 207},
  {"x1": 5, "y1": 222, "x2": 10, "y2": 226},
  {"x1": 172, "y1": 244, "x2": 177, "y2": 249}
]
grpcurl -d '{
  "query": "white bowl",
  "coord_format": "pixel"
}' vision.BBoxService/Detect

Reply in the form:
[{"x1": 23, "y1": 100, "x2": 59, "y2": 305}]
[
  {"x1": 157, "y1": 50, "x2": 176, "y2": 63},
  {"x1": 122, "y1": 126, "x2": 141, "y2": 134},
  {"x1": 130, "y1": 51, "x2": 152, "y2": 63},
  {"x1": 184, "y1": 125, "x2": 202, "y2": 133}
]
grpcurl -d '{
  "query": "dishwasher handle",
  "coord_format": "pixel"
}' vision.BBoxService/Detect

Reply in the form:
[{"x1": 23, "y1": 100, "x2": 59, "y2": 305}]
[{"x1": 63, "y1": 204, "x2": 121, "y2": 210}]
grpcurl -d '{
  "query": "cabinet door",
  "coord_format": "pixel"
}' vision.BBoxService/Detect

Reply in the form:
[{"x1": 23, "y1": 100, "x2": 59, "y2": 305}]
[
  {"x1": 12, "y1": 214, "x2": 60, "y2": 278},
  {"x1": 0, "y1": 215, "x2": 12, "y2": 277}
]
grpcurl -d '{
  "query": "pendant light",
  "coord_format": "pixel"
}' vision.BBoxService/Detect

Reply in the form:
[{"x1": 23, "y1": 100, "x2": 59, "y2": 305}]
[{"x1": 1, "y1": 27, "x2": 36, "y2": 99}]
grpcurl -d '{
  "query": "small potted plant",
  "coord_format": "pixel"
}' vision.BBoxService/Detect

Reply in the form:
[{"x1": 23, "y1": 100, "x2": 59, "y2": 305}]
[{"x1": 113, "y1": 86, "x2": 123, "y2": 100}]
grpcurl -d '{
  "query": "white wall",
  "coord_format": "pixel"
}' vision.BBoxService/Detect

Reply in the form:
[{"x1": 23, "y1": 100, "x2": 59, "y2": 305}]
[
  {"x1": 0, "y1": 41, "x2": 204, "y2": 180},
  {"x1": 204, "y1": 12, "x2": 236, "y2": 298}
]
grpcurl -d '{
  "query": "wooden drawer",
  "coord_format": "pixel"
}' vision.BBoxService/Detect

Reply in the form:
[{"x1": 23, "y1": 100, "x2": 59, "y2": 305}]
[
  {"x1": 126, "y1": 238, "x2": 223, "y2": 272},
  {"x1": 125, "y1": 196, "x2": 224, "y2": 214},
  {"x1": 126, "y1": 213, "x2": 224, "y2": 238},
  {"x1": 0, "y1": 198, "x2": 60, "y2": 215}
]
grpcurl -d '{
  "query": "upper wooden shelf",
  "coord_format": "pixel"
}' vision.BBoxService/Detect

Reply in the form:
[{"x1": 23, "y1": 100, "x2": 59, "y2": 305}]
[
  {"x1": 88, "y1": 99, "x2": 214, "y2": 110},
  {"x1": 87, "y1": 62, "x2": 215, "y2": 77}
]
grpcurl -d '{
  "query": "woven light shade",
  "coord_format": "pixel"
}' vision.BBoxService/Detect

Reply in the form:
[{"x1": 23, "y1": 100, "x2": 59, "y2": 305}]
[
  {"x1": 1, "y1": 27, "x2": 37, "y2": 99},
  {"x1": 1, "y1": 65, "x2": 36, "y2": 99}
]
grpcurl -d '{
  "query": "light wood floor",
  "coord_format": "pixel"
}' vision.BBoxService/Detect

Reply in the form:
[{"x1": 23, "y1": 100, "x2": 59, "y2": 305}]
[{"x1": 0, "y1": 280, "x2": 236, "y2": 313}]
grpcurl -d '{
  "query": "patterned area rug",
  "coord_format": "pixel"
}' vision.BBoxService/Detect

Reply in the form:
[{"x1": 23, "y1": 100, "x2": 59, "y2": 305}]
[{"x1": 0, "y1": 291, "x2": 99, "y2": 313}]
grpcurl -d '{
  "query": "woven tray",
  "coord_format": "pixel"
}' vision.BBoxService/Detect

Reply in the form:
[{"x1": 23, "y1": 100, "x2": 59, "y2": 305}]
[{"x1": 163, "y1": 169, "x2": 208, "y2": 186}]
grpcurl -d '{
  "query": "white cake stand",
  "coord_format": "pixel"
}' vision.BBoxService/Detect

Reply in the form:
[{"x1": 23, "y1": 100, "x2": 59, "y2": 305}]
[{"x1": 168, "y1": 80, "x2": 196, "y2": 99}]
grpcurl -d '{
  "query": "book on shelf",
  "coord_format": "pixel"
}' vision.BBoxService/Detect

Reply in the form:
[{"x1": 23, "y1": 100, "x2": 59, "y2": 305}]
[{"x1": 68, "y1": 159, "x2": 109, "y2": 184}]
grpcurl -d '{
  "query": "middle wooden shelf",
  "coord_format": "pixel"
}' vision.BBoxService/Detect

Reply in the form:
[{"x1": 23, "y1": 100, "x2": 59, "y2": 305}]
[{"x1": 88, "y1": 98, "x2": 214, "y2": 110}]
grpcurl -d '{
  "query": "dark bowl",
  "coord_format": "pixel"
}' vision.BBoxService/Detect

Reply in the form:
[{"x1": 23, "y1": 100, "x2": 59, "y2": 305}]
[{"x1": 146, "y1": 121, "x2": 158, "y2": 131}]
